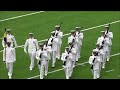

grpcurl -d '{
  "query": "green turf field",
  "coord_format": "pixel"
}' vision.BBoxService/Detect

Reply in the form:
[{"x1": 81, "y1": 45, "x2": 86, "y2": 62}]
[{"x1": 0, "y1": 11, "x2": 120, "y2": 79}]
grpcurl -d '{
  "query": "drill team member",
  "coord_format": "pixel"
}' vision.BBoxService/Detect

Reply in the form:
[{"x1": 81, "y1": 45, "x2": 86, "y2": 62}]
[
  {"x1": 104, "y1": 25, "x2": 113, "y2": 61},
  {"x1": 2, "y1": 29, "x2": 18, "y2": 48},
  {"x1": 2, "y1": 29, "x2": 18, "y2": 62},
  {"x1": 24, "y1": 33, "x2": 39, "y2": 70},
  {"x1": 3, "y1": 42, "x2": 16, "y2": 79},
  {"x1": 68, "y1": 43, "x2": 77, "y2": 68},
  {"x1": 36, "y1": 43, "x2": 48, "y2": 79},
  {"x1": 75, "y1": 27, "x2": 84, "y2": 61},
  {"x1": 97, "y1": 31, "x2": 110, "y2": 68},
  {"x1": 89, "y1": 50, "x2": 101, "y2": 79},
  {"x1": 61, "y1": 47, "x2": 73, "y2": 79},
  {"x1": 54, "y1": 25, "x2": 63, "y2": 60},
  {"x1": 48, "y1": 32, "x2": 59, "y2": 68}
]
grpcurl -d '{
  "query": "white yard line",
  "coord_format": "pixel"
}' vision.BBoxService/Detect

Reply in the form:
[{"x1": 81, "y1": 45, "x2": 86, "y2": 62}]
[
  {"x1": 105, "y1": 69, "x2": 115, "y2": 73},
  {"x1": 0, "y1": 11, "x2": 45, "y2": 40},
  {"x1": 117, "y1": 75, "x2": 120, "y2": 77},
  {"x1": 0, "y1": 11, "x2": 45, "y2": 22},
  {"x1": 0, "y1": 20, "x2": 120, "y2": 52},
  {"x1": 27, "y1": 52, "x2": 120, "y2": 79},
  {"x1": 63, "y1": 20, "x2": 120, "y2": 37},
  {"x1": 110, "y1": 53, "x2": 120, "y2": 57},
  {"x1": 27, "y1": 61, "x2": 88, "y2": 79}
]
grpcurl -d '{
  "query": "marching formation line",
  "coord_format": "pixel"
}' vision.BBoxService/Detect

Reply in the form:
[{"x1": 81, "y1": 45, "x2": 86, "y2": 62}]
[
  {"x1": 0, "y1": 11, "x2": 45, "y2": 23},
  {"x1": 0, "y1": 20, "x2": 120, "y2": 52},
  {"x1": 27, "y1": 52, "x2": 120, "y2": 79}
]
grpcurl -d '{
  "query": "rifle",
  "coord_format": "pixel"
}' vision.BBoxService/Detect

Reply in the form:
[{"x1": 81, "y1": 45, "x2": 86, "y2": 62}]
[
  {"x1": 4, "y1": 28, "x2": 7, "y2": 69},
  {"x1": 90, "y1": 57, "x2": 96, "y2": 69}
]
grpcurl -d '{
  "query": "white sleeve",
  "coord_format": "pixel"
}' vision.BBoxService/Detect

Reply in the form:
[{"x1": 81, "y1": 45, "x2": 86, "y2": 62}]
[
  {"x1": 61, "y1": 53, "x2": 67, "y2": 61},
  {"x1": 75, "y1": 37, "x2": 79, "y2": 43},
  {"x1": 89, "y1": 56, "x2": 93, "y2": 65},
  {"x1": 72, "y1": 48, "x2": 76, "y2": 55},
  {"x1": 109, "y1": 32, "x2": 113, "y2": 39},
  {"x1": 54, "y1": 38, "x2": 59, "y2": 44},
  {"x1": 105, "y1": 38, "x2": 110, "y2": 45},
  {"x1": 47, "y1": 46, "x2": 52, "y2": 53},
  {"x1": 80, "y1": 33, "x2": 83, "y2": 39},
  {"x1": 97, "y1": 38, "x2": 100, "y2": 45},
  {"x1": 68, "y1": 37, "x2": 72, "y2": 44},
  {"x1": 12, "y1": 36, "x2": 18, "y2": 47},
  {"x1": 3, "y1": 48, "x2": 5, "y2": 61},
  {"x1": 58, "y1": 32, "x2": 63, "y2": 38},
  {"x1": 99, "y1": 50, "x2": 104, "y2": 55},
  {"x1": 12, "y1": 48, "x2": 16, "y2": 62},
  {"x1": 42, "y1": 51, "x2": 48, "y2": 58},
  {"x1": 24, "y1": 39, "x2": 28, "y2": 53},
  {"x1": 48, "y1": 38, "x2": 52, "y2": 45},
  {"x1": 36, "y1": 51, "x2": 40, "y2": 60},
  {"x1": 96, "y1": 57, "x2": 100, "y2": 62},
  {"x1": 2, "y1": 38, "x2": 5, "y2": 47},
  {"x1": 35, "y1": 39, "x2": 39, "y2": 50}
]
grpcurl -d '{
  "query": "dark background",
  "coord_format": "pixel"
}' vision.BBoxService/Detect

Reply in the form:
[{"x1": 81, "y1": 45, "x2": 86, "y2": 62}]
[
  {"x1": 0, "y1": 0, "x2": 120, "y2": 11},
  {"x1": 0, "y1": 0, "x2": 119, "y2": 88}
]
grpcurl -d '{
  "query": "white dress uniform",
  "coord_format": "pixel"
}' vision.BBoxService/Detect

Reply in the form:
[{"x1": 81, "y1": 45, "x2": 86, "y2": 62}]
[
  {"x1": 68, "y1": 46, "x2": 77, "y2": 68},
  {"x1": 102, "y1": 36, "x2": 110, "y2": 68},
  {"x1": 68, "y1": 35, "x2": 78, "y2": 62},
  {"x1": 92, "y1": 48, "x2": 102, "y2": 78},
  {"x1": 105, "y1": 30, "x2": 113, "y2": 60},
  {"x1": 36, "y1": 49, "x2": 48, "y2": 79},
  {"x1": 48, "y1": 36, "x2": 59, "y2": 67},
  {"x1": 55, "y1": 30, "x2": 63, "y2": 59},
  {"x1": 61, "y1": 52, "x2": 73, "y2": 79},
  {"x1": 2, "y1": 34, "x2": 17, "y2": 62},
  {"x1": 43, "y1": 44, "x2": 52, "y2": 74},
  {"x1": 3, "y1": 46, "x2": 16, "y2": 79},
  {"x1": 97, "y1": 36, "x2": 104, "y2": 47},
  {"x1": 76, "y1": 31, "x2": 84, "y2": 60},
  {"x1": 24, "y1": 38, "x2": 39, "y2": 70},
  {"x1": 89, "y1": 55, "x2": 101, "y2": 79},
  {"x1": 68, "y1": 35, "x2": 75, "y2": 44}
]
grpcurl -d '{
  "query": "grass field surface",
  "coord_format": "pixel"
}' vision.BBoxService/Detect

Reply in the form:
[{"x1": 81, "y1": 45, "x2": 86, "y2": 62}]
[{"x1": 0, "y1": 11, "x2": 120, "y2": 79}]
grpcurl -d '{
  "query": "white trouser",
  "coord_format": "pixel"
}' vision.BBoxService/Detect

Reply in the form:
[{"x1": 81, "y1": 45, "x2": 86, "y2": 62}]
[
  {"x1": 64, "y1": 65, "x2": 73, "y2": 79},
  {"x1": 39, "y1": 60, "x2": 48, "y2": 79},
  {"x1": 108, "y1": 45, "x2": 111, "y2": 59},
  {"x1": 76, "y1": 47, "x2": 79, "y2": 62},
  {"x1": 6, "y1": 62, "x2": 13, "y2": 77},
  {"x1": 56, "y1": 44, "x2": 61, "y2": 59},
  {"x1": 28, "y1": 51, "x2": 36, "y2": 69},
  {"x1": 98, "y1": 62, "x2": 102, "y2": 78},
  {"x1": 77, "y1": 44, "x2": 82, "y2": 59},
  {"x1": 3, "y1": 48, "x2": 16, "y2": 62},
  {"x1": 66, "y1": 66, "x2": 72, "y2": 79},
  {"x1": 102, "y1": 50, "x2": 108, "y2": 67},
  {"x1": 72, "y1": 55, "x2": 76, "y2": 67},
  {"x1": 52, "y1": 51, "x2": 57, "y2": 66},
  {"x1": 93, "y1": 69, "x2": 99, "y2": 79}
]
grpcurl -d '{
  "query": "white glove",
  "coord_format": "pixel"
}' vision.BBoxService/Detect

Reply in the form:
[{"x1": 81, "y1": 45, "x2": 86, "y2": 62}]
[
  {"x1": 15, "y1": 45, "x2": 18, "y2": 48},
  {"x1": 24, "y1": 50, "x2": 27, "y2": 54}
]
